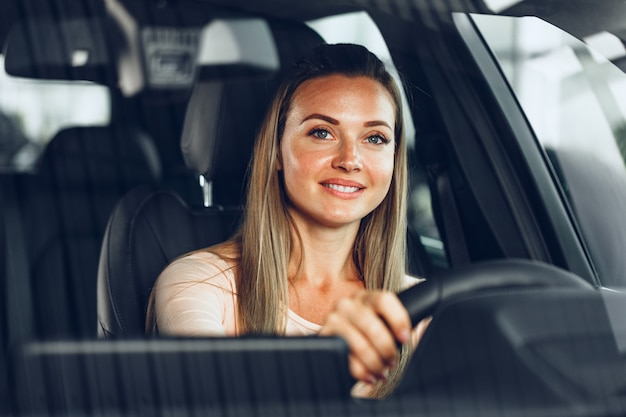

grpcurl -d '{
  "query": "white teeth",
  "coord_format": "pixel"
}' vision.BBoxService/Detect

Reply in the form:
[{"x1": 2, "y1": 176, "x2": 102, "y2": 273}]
[{"x1": 325, "y1": 184, "x2": 360, "y2": 193}]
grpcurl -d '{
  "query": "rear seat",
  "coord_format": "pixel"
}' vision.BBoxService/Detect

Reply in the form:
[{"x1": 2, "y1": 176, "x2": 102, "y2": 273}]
[{"x1": 7, "y1": 125, "x2": 160, "y2": 339}]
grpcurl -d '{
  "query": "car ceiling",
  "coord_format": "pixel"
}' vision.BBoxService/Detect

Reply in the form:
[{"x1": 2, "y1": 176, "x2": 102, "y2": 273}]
[
  {"x1": 502, "y1": 0, "x2": 626, "y2": 39},
  {"x1": 2, "y1": 0, "x2": 626, "y2": 46},
  {"x1": 2, "y1": 0, "x2": 625, "y2": 96}
]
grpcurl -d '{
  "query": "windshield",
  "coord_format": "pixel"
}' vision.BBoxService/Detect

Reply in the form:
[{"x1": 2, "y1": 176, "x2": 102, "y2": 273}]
[{"x1": 4, "y1": 1, "x2": 626, "y2": 416}]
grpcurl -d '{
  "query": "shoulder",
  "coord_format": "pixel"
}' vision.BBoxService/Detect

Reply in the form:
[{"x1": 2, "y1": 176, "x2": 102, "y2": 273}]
[
  {"x1": 156, "y1": 250, "x2": 237, "y2": 290},
  {"x1": 152, "y1": 251, "x2": 239, "y2": 337}
]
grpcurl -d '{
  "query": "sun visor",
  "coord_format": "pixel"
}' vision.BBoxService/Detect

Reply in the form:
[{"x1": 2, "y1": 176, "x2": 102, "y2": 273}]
[
  {"x1": 107, "y1": 0, "x2": 280, "y2": 96},
  {"x1": 3, "y1": 17, "x2": 114, "y2": 84}
]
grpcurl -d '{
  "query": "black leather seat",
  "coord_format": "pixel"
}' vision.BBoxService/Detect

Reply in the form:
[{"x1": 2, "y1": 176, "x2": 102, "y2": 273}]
[
  {"x1": 97, "y1": 186, "x2": 241, "y2": 338},
  {"x1": 9, "y1": 125, "x2": 160, "y2": 339},
  {"x1": 97, "y1": 20, "x2": 325, "y2": 338}
]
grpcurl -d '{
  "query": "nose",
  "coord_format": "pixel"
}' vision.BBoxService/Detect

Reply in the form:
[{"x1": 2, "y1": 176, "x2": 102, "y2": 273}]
[{"x1": 333, "y1": 139, "x2": 362, "y2": 172}]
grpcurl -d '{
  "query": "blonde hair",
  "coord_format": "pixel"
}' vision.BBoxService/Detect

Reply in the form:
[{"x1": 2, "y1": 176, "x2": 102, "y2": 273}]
[{"x1": 221, "y1": 44, "x2": 408, "y2": 334}]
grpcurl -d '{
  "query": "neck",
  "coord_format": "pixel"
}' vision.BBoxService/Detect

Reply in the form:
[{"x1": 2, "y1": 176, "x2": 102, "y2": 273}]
[
  {"x1": 287, "y1": 218, "x2": 361, "y2": 287},
  {"x1": 286, "y1": 218, "x2": 365, "y2": 325}
]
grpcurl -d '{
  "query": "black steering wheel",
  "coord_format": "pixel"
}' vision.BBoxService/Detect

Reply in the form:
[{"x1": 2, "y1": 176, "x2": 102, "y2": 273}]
[{"x1": 397, "y1": 258, "x2": 593, "y2": 326}]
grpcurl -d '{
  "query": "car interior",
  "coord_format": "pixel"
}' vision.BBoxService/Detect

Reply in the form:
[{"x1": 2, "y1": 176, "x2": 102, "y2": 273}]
[{"x1": 3, "y1": 0, "x2": 626, "y2": 415}]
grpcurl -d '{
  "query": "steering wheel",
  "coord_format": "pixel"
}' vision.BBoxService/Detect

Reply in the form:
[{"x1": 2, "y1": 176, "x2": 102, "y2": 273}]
[{"x1": 397, "y1": 258, "x2": 593, "y2": 326}]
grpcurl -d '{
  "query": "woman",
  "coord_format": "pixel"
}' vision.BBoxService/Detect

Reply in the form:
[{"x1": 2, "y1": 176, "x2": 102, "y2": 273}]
[{"x1": 148, "y1": 43, "x2": 429, "y2": 398}]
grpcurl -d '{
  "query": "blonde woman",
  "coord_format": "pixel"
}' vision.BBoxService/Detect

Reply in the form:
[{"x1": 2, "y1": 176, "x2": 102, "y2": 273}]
[{"x1": 148, "y1": 43, "x2": 429, "y2": 398}]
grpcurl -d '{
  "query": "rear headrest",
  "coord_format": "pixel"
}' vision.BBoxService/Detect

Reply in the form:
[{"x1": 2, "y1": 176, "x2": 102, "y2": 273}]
[
  {"x1": 35, "y1": 126, "x2": 161, "y2": 188},
  {"x1": 106, "y1": 0, "x2": 281, "y2": 96},
  {"x1": 180, "y1": 20, "x2": 325, "y2": 207}
]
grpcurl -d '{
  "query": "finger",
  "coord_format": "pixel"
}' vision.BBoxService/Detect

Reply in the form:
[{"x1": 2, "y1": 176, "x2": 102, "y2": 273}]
[
  {"x1": 336, "y1": 296, "x2": 400, "y2": 366},
  {"x1": 321, "y1": 309, "x2": 390, "y2": 377},
  {"x1": 367, "y1": 291, "x2": 412, "y2": 344}
]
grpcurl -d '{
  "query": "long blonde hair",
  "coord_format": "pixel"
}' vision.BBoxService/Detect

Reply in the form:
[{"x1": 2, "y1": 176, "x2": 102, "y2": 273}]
[{"x1": 216, "y1": 43, "x2": 409, "y2": 335}]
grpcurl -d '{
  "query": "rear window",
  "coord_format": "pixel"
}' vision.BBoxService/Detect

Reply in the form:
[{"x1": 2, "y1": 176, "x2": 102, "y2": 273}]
[{"x1": 0, "y1": 55, "x2": 110, "y2": 172}]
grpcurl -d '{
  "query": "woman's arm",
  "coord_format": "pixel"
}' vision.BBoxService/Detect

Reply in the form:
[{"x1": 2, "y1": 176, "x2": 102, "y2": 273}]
[{"x1": 151, "y1": 252, "x2": 238, "y2": 337}]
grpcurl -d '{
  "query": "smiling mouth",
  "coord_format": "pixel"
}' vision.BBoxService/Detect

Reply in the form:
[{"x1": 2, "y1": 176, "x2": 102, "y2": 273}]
[{"x1": 323, "y1": 184, "x2": 362, "y2": 193}]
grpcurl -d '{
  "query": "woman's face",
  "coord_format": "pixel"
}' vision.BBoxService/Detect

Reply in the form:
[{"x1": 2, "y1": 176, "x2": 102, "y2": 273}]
[{"x1": 278, "y1": 74, "x2": 396, "y2": 230}]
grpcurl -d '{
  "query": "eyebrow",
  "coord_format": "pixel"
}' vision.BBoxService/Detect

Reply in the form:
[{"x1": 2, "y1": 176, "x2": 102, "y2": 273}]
[
  {"x1": 364, "y1": 120, "x2": 392, "y2": 129},
  {"x1": 301, "y1": 113, "x2": 392, "y2": 130},
  {"x1": 301, "y1": 113, "x2": 339, "y2": 125}
]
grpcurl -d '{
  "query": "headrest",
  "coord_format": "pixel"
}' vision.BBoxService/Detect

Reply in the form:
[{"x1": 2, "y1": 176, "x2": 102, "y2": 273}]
[
  {"x1": 4, "y1": 17, "x2": 114, "y2": 84},
  {"x1": 106, "y1": 0, "x2": 280, "y2": 96},
  {"x1": 34, "y1": 126, "x2": 161, "y2": 188},
  {"x1": 180, "y1": 20, "x2": 325, "y2": 206}
]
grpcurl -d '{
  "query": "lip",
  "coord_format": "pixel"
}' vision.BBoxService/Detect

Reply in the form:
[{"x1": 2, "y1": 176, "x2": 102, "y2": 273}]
[{"x1": 320, "y1": 178, "x2": 366, "y2": 198}]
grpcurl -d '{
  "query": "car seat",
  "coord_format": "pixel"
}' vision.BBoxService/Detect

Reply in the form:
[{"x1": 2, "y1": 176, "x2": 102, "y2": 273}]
[
  {"x1": 96, "y1": 20, "x2": 326, "y2": 338},
  {"x1": 7, "y1": 125, "x2": 160, "y2": 339}
]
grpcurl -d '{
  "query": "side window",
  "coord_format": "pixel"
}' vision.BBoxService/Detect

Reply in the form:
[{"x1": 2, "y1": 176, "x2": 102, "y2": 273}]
[
  {"x1": 307, "y1": 12, "x2": 444, "y2": 274},
  {"x1": 0, "y1": 54, "x2": 110, "y2": 172},
  {"x1": 474, "y1": 14, "x2": 626, "y2": 288}
]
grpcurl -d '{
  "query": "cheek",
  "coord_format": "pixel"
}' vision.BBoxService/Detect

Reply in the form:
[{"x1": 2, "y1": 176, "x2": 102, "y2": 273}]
[
  {"x1": 280, "y1": 149, "x2": 302, "y2": 178},
  {"x1": 370, "y1": 152, "x2": 395, "y2": 188},
  {"x1": 281, "y1": 144, "x2": 326, "y2": 178},
  {"x1": 280, "y1": 152, "x2": 319, "y2": 203}
]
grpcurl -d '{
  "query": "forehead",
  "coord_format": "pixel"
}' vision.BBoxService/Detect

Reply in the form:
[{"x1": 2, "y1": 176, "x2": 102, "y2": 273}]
[{"x1": 289, "y1": 75, "x2": 396, "y2": 120}]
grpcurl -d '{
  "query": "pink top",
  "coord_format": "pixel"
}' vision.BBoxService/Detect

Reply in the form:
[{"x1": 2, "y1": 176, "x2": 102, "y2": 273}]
[
  {"x1": 153, "y1": 251, "x2": 422, "y2": 337},
  {"x1": 153, "y1": 251, "x2": 323, "y2": 336}
]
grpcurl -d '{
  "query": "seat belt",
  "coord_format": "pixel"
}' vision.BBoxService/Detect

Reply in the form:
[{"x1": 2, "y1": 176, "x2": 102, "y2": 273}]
[
  {"x1": 1, "y1": 176, "x2": 35, "y2": 346},
  {"x1": 436, "y1": 170, "x2": 470, "y2": 266}
]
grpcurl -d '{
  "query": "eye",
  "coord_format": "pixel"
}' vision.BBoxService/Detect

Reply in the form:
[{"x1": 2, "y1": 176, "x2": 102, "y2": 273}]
[
  {"x1": 365, "y1": 134, "x2": 388, "y2": 145},
  {"x1": 309, "y1": 128, "x2": 332, "y2": 140}
]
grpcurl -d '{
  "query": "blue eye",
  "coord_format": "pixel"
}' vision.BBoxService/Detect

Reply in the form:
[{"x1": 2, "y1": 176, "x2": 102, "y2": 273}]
[
  {"x1": 366, "y1": 135, "x2": 387, "y2": 145},
  {"x1": 310, "y1": 128, "x2": 331, "y2": 139}
]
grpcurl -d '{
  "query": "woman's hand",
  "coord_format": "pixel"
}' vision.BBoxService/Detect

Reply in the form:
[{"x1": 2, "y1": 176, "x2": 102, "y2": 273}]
[{"x1": 318, "y1": 289, "x2": 412, "y2": 384}]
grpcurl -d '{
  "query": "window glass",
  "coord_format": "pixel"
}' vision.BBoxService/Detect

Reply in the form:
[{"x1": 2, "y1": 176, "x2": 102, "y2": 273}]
[
  {"x1": 0, "y1": 55, "x2": 110, "y2": 172},
  {"x1": 308, "y1": 12, "x2": 444, "y2": 272},
  {"x1": 474, "y1": 14, "x2": 626, "y2": 287}
]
